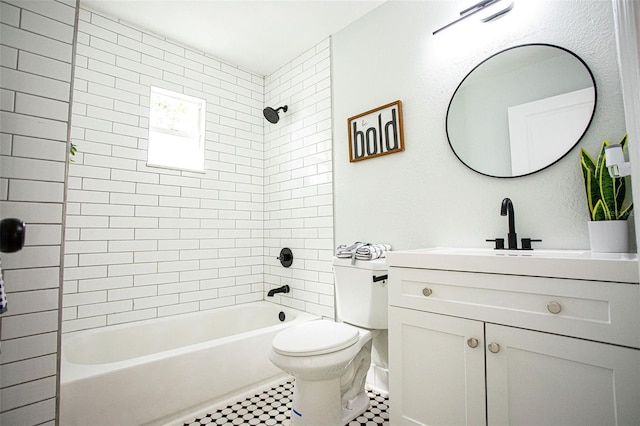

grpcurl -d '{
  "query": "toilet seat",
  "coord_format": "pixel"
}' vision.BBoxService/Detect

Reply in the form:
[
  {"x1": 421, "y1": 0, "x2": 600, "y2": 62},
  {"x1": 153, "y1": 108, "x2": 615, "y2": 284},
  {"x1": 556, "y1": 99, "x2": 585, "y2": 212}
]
[{"x1": 272, "y1": 320, "x2": 359, "y2": 357}]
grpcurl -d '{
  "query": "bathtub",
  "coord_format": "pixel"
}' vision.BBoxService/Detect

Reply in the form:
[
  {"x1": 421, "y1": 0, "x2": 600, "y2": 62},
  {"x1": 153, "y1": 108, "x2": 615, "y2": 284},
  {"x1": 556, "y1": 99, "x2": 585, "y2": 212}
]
[{"x1": 60, "y1": 301, "x2": 318, "y2": 426}]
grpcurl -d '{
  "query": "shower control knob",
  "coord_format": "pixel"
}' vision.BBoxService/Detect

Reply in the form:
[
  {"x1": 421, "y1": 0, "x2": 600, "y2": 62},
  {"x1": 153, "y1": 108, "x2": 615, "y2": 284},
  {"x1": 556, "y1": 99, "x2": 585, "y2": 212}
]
[
  {"x1": 1, "y1": 218, "x2": 26, "y2": 253},
  {"x1": 488, "y1": 342, "x2": 501, "y2": 353},
  {"x1": 422, "y1": 287, "x2": 433, "y2": 297},
  {"x1": 547, "y1": 301, "x2": 562, "y2": 314},
  {"x1": 467, "y1": 338, "x2": 479, "y2": 348},
  {"x1": 277, "y1": 248, "x2": 293, "y2": 268}
]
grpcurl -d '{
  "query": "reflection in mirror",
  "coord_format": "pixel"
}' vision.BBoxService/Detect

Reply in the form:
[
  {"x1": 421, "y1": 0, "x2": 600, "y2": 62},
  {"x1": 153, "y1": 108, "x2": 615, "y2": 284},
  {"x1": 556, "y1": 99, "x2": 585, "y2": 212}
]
[{"x1": 446, "y1": 44, "x2": 596, "y2": 178}]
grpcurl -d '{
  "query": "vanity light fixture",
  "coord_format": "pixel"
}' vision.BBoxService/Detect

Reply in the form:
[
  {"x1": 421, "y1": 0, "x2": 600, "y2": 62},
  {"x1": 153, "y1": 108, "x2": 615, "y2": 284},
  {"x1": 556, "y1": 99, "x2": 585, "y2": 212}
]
[
  {"x1": 605, "y1": 144, "x2": 632, "y2": 177},
  {"x1": 433, "y1": 0, "x2": 514, "y2": 35}
]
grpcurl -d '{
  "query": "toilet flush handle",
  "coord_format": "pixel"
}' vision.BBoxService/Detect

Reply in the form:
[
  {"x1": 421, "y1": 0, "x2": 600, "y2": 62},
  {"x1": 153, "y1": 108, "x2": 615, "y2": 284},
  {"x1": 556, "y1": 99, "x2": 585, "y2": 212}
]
[{"x1": 372, "y1": 274, "x2": 388, "y2": 283}]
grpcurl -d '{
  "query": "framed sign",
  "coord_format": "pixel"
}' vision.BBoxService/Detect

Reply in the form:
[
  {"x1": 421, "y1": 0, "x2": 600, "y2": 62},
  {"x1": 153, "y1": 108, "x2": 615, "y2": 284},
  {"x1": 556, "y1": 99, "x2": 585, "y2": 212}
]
[{"x1": 347, "y1": 100, "x2": 404, "y2": 162}]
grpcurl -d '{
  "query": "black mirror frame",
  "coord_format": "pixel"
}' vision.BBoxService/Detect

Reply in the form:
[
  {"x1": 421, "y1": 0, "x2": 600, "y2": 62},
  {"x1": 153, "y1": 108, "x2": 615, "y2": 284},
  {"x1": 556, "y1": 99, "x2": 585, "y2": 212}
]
[{"x1": 445, "y1": 43, "x2": 597, "y2": 178}]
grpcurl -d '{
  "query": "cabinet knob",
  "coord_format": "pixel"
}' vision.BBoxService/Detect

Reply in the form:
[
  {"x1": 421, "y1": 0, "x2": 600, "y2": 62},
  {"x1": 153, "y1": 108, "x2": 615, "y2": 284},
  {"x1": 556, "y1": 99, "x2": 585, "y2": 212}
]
[
  {"x1": 488, "y1": 342, "x2": 501, "y2": 353},
  {"x1": 547, "y1": 301, "x2": 562, "y2": 314},
  {"x1": 467, "y1": 338, "x2": 479, "y2": 348},
  {"x1": 422, "y1": 287, "x2": 433, "y2": 297}
]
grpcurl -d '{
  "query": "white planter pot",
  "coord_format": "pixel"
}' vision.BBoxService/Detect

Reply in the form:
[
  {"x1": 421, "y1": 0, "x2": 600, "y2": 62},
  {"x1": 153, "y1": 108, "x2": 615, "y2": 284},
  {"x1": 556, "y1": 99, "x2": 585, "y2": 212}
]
[{"x1": 587, "y1": 220, "x2": 630, "y2": 253}]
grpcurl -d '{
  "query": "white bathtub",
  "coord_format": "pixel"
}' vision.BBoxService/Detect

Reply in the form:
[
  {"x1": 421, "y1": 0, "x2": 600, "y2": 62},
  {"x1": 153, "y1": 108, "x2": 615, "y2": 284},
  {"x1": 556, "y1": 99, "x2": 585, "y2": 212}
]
[{"x1": 60, "y1": 301, "x2": 318, "y2": 426}]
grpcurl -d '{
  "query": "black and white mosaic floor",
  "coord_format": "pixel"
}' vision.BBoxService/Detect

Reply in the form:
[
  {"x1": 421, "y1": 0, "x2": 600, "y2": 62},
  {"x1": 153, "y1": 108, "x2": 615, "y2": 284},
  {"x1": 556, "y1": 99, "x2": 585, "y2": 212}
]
[{"x1": 182, "y1": 378, "x2": 389, "y2": 426}]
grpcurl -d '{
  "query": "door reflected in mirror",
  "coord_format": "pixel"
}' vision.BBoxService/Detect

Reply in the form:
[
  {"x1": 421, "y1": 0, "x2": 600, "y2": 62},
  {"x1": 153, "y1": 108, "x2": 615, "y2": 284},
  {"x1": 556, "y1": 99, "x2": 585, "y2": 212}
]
[{"x1": 446, "y1": 44, "x2": 596, "y2": 178}]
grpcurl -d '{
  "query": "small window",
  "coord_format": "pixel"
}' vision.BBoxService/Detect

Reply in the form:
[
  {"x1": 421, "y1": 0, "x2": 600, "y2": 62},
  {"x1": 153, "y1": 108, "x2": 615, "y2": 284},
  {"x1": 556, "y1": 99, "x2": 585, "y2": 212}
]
[{"x1": 148, "y1": 87, "x2": 206, "y2": 172}]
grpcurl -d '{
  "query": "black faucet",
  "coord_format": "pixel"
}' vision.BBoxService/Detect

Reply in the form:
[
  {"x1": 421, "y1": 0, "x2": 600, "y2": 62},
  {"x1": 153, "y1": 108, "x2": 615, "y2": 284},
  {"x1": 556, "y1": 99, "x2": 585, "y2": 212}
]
[
  {"x1": 267, "y1": 285, "x2": 290, "y2": 297},
  {"x1": 500, "y1": 197, "x2": 518, "y2": 250},
  {"x1": 487, "y1": 198, "x2": 541, "y2": 250}
]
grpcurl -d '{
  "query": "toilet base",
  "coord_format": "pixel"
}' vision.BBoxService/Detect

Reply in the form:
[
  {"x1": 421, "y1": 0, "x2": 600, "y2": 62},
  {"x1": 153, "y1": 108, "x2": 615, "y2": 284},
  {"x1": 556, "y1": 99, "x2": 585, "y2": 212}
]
[
  {"x1": 289, "y1": 378, "x2": 370, "y2": 426},
  {"x1": 342, "y1": 390, "x2": 370, "y2": 424}
]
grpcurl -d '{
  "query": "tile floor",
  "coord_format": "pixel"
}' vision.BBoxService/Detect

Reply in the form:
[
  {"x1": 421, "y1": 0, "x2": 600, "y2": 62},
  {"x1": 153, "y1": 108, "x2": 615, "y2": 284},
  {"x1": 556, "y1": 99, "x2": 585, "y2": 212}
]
[{"x1": 182, "y1": 378, "x2": 389, "y2": 426}]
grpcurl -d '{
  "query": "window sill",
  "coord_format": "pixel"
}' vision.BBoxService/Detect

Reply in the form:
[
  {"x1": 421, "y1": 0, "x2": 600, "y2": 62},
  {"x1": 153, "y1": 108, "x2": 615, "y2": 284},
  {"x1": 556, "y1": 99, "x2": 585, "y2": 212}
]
[{"x1": 146, "y1": 162, "x2": 206, "y2": 174}]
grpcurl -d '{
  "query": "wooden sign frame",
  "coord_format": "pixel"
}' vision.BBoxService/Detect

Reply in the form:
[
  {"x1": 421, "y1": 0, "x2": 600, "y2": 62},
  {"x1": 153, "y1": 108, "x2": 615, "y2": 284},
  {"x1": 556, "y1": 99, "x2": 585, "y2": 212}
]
[{"x1": 347, "y1": 100, "x2": 404, "y2": 162}]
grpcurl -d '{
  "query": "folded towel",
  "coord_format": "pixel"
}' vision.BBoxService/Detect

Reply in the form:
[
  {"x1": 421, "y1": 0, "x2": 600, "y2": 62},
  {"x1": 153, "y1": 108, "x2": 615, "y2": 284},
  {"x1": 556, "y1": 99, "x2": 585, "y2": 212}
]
[
  {"x1": 0, "y1": 259, "x2": 7, "y2": 314},
  {"x1": 336, "y1": 242, "x2": 391, "y2": 264},
  {"x1": 355, "y1": 243, "x2": 391, "y2": 260},
  {"x1": 336, "y1": 241, "x2": 365, "y2": 257}
]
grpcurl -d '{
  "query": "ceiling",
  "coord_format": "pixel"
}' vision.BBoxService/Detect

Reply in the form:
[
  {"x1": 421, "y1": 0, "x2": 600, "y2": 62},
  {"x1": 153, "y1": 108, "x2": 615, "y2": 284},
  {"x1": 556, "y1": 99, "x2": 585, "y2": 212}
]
[{"x1": 81, "y1": 0, "x2": 387, "y2": 76}]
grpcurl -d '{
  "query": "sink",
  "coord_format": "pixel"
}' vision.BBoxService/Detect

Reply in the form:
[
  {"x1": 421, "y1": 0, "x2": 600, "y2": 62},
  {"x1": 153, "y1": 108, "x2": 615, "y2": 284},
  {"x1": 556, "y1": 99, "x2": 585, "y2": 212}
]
[
  {"x1": 425, "y1": 247, "x2": 591, "y2": 258},
  {"x1": 385, "y1": 247, "x2": 638, "y2": 283}
]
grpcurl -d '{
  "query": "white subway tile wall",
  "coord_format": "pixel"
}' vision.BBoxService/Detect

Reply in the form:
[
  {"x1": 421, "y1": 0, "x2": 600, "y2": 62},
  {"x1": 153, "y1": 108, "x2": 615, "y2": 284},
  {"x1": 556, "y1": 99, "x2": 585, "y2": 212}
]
[
  {"x1": 264, "y1": 39, "x2": 334, "y2": 319},
  {"x1": 0, "y1": 0, "x2": 77, "y2": 424},
  {"x1": 63, "y1": 7, "x2": 335, "y2": 333}
]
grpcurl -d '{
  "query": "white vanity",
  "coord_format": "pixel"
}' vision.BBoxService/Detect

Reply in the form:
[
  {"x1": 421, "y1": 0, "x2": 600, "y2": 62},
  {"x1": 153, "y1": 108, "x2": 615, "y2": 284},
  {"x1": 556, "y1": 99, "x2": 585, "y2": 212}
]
[{"x1": 387, "y1": 248, "x2": 640, "y2": 425}]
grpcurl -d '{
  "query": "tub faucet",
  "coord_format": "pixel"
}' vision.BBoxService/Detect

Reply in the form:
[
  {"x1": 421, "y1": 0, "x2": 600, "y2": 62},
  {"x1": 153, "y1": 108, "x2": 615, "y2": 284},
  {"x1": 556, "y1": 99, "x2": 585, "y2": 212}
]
[
  {"x1": 267, "y1": 285, "x2": 290, "y2": 297},
  {"x1": 500, "y1": 197, "x2": 518, "y2": 250}
]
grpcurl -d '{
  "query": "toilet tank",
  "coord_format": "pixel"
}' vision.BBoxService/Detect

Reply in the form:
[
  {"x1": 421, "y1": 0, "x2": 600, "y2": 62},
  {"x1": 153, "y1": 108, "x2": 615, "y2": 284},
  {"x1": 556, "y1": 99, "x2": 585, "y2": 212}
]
[{"x1": 333, "y1": 257, "x2": 388, "y2": 329}]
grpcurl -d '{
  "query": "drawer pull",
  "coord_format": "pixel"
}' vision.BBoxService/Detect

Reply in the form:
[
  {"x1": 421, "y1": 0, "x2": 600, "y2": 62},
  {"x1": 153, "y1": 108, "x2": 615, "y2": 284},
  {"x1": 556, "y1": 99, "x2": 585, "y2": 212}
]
[
  {"x1": 488, "y1": 342, "x2": 501, "y2": 353},
  {"x1": 467, "y1": 338, "x2": 479, "y2": 348},
  {"x1": 547, "y1": 301, "x2": 562, "y2": 314},
  {"x1": 422, "y1": 287, "x2": 433, "y2": 297}
]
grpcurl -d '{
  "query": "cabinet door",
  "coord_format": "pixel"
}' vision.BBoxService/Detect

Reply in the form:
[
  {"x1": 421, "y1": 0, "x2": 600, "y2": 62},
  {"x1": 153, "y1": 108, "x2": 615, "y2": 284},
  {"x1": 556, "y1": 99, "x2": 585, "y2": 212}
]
[
  {"x1": 389, "y1": 307, "x2": 486, "y2": 425},
  {"x1": 486, "y1": 324, "x2": 640, "y2": 426}
]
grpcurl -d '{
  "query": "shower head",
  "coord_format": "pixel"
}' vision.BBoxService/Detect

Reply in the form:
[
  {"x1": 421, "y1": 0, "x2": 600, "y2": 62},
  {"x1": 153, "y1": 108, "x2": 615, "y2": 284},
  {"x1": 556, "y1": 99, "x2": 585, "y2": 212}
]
[{"x1": 263, "y1": 105, "x2": 288, "y2": 124}]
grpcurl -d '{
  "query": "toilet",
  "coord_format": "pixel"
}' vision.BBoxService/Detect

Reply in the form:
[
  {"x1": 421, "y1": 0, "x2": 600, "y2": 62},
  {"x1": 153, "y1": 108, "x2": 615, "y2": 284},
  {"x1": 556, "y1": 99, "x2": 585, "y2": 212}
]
[{"x1": 269, "y1": 257, "x2": 388, "y2": 426}]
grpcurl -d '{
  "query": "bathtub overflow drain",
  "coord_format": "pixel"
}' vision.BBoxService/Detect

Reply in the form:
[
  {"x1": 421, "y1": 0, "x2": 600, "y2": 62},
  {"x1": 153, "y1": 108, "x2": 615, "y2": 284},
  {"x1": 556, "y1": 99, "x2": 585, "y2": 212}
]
[{"x1": 278, "y1": 311, "x2": 286, "y2": 322}]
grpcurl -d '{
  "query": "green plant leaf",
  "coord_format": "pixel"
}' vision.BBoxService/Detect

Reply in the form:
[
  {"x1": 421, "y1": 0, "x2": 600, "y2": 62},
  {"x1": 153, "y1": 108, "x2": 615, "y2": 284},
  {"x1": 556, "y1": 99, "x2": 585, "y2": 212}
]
[
  {"x1": 618, "y1": 202, "x2": 633, "y2": 220},
  {"x1": 598, "y1": 146, "x2": 618, "y2": 219},
  {"x1": 614, "y1": 171, "x2": 626, "y2": 217},
  {"x1": 620, "y1": 133, "x2": 628, "y2": 149},
  {"x1": 69, "y1": 142, "x2": 77, "y2": 163},
  {"x1": 580, "y1": 147, "x2": 597, "y2": 173},
  {"x1": 581, "y1": 156, "x2": 599, "y2": 218},
  {"x1": 592, "y1": 199, "x2": 609, "y2": 221},
  {"x1": 582, "y1": 134, "x2": 634, "y2": 221}
]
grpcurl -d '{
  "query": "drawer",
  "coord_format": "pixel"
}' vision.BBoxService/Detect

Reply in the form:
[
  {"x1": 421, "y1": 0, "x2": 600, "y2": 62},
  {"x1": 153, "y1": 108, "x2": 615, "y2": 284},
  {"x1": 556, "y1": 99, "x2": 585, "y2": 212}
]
[{"x1": 389, "y1": 267, "x2": 640, "y2": 348}]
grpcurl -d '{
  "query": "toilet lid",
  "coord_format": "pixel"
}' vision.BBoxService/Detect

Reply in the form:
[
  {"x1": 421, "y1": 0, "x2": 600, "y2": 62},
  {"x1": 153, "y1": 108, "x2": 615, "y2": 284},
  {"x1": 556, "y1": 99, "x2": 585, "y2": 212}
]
[{"x1": 272, "y1": 320, "x2": 359, "y2": 357}]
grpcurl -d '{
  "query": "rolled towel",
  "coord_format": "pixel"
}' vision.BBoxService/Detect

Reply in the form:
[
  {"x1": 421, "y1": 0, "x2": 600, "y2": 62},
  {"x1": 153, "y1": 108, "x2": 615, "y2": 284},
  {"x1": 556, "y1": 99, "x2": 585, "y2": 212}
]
[
  {"x1": 336, "y1": 242, "x2": 391, "y2": 264},
  {"x1": 354, "y1": 243, "x2": 391, "y2": 260}
]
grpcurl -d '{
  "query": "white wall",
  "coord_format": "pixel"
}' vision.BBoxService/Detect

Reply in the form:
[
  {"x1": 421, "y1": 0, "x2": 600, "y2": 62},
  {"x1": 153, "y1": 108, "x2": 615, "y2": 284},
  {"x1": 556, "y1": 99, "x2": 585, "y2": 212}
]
[
  {"x1": 332, "y1": 0, "x2": 628, "y2": 250},
  {"x1": 0, "y1": 0, "x2": 77, "y2": 423},
  {"x1": 63, "y1": 8, "x2": 335, "y2": 332}
]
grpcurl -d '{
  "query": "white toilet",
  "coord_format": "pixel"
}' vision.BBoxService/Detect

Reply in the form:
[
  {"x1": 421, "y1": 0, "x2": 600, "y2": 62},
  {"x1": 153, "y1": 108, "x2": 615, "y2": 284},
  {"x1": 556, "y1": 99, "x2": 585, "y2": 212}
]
[{"x1": 269, "y1": 257, "x2": 388, "y2": 426}]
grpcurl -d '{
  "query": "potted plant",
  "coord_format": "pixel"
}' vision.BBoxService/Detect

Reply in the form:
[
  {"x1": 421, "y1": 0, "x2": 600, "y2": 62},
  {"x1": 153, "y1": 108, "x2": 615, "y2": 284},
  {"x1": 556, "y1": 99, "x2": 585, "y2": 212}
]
[{"x1": 580, "y1": 133, "x2": 633, "y2": 252}]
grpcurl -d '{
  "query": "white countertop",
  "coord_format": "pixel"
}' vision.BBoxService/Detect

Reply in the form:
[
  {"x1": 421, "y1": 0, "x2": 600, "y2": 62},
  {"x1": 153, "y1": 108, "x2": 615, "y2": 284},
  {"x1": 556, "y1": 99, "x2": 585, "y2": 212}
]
[{"x1": 386, "y1": 247, "x2": 639, "y2": 283}]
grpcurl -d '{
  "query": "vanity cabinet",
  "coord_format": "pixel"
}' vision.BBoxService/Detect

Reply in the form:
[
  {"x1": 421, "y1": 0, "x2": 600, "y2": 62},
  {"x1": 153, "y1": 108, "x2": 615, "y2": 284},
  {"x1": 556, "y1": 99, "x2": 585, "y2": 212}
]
[
  {"x1": 389, "y1": 307, "x2": 486, "y2": 425},
  {"x1": 387, "y1": 249, "x2": 640, "y2": 426}
]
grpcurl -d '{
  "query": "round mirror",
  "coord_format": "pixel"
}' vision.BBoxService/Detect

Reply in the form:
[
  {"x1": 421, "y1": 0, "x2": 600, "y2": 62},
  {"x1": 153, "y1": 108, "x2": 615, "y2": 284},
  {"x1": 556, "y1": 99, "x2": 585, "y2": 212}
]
[{"x1": 446, "y1": 44, "x2": 596, "y2": 178}]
